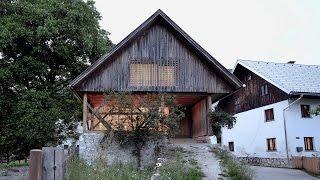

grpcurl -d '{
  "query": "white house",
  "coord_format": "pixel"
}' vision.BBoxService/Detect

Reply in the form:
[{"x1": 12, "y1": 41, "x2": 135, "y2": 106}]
[{"x1": 219, "y1": 60, "x2": 320, "y2": 166}]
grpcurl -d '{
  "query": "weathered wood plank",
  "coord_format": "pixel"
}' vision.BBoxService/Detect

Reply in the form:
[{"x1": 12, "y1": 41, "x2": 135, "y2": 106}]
[
  {"x1": 76, "y1": 24, "x2": 232, "y2": 94},
  {"x1": 29, "y1": 149, "x2": 42, "y2": 180},
  {"x1": 83, "y1": 93, "x2": 88, "y2": 131},
  {"x1": 42, "y1": 147, "x2": 54, "y2": 180}
]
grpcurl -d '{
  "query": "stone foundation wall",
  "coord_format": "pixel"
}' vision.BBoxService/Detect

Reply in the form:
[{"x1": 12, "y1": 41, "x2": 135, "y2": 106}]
[
  {"x1": 79, "y1": 132, "x2": 160, "y2": 168},
  {"x1": 238, "y1": 157, "x2": 291, "y2": 168}
]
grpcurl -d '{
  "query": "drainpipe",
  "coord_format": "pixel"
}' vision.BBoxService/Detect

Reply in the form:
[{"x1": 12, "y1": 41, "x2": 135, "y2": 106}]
[{"x1": 283, "y1": 94, "x2": 303, "y2": 164}]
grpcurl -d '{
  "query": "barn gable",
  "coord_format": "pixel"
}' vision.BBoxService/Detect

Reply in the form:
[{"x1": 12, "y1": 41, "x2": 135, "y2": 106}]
[{"x1": 70, "y1": 10, "x2": 242, "y2": 94}]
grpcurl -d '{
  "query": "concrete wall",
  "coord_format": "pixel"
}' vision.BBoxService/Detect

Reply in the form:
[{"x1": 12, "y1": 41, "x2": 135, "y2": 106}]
[{"x1": 222, "y1": 98, "x2": 320, "y2": 161}]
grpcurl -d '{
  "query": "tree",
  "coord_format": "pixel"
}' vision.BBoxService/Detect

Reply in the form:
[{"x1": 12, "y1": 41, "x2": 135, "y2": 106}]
[
  {"x1": 0, "y1": 0, "x2": 113, "y2": 159},
  {"x1": 100, "y1": 92, "x2": 185, "y2": 168},
  {"x1": 208, "y1": 109, "x2": 236, "y2": 143}
]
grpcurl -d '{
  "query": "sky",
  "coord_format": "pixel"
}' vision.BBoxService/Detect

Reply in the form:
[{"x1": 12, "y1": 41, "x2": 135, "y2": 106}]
[{"x1": 94, "y1": 0, "x2": 320, "y2": 68}]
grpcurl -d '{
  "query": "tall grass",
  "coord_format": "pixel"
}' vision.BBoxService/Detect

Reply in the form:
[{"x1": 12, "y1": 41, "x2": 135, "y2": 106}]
[
  {"x1": 66, "y1": 149, "x2": 203, "y2": 180},
  {"x1": 65, "y1": 158, "x2": 153, "y2": 180},
  {"x1": 212, "y1": 147, "x2": 253, "y2": 180},
  {"x1": 158, "y1": 148, "x2": 203, "y2": 180}
]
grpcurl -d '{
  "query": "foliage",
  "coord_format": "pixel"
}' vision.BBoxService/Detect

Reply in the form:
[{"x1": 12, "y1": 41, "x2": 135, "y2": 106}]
[
  {"x1": 99, "y1": 92, "x2": 185, "y2": 168},
  {"x1": 208, "y1": 109, "x2": 236, "y2": 143},
  {"x1": 212, "y1": 147, "x2": 253, "y2": 180},
  {"x1": 0, "y1": 0, "x2": 113, "y2": 159},
  {"x1": 0, "y1": 161, "x2": 28, "y2": 170}
]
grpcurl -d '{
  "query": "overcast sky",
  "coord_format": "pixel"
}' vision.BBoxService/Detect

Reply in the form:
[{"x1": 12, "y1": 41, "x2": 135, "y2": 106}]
[{"x1": 94, "y1": 0, "x2": 320, "y2": 68}]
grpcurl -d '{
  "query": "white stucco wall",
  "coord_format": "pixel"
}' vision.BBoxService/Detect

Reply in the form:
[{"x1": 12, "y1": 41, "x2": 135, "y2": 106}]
[
  {"x1": 222, "y1": 100, "x2": 289, "y2": 158},
  {"x1": 286, "y1": 98, "x2": 320, "y2": 157},
  {"x1": 222, "y1": 98, "x2": 320, "y2": 158}
]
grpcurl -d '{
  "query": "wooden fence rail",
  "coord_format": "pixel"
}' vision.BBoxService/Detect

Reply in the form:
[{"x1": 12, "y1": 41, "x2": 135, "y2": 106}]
[{"x1": 292, "y1": 156, "x2": 320, "y2": 175}]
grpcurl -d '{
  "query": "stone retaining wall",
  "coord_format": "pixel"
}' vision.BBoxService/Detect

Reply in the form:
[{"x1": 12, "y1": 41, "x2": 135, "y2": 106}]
[
  {"x1": 79, "y1": 132, "x2": 160, "y2": 168},
  {"x1": 238, "y1": 157, "x2": 291, "y2": 168}
]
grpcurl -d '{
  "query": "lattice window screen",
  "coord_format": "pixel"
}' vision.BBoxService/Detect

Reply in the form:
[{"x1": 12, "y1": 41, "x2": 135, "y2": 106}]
[{"x1": 130, "y1": 62, "x2": 176, "y2": 87}]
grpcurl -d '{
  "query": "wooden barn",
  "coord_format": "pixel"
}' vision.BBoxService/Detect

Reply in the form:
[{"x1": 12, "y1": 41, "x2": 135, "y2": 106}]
[{"x1": 69, "y1": 10, "x2": 242, "y2": 138}]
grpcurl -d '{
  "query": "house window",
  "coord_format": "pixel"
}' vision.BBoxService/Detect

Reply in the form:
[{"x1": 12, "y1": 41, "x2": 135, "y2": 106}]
[
  {"x1": 266, "y1": 138, "x2": 276, "y2": 151},
  {"x1": 129, "y1": 63, "x2": 176, "y2": 87},
  {"x1": 229, "y1": 142, "x2": 234, "y2": 152},
  {"x1": 301, "y1": 105, "x2": 311, "y2": 118},
  {"x1": 235, "y1": 96, "x2": 240, "y2": 105},
  {"x1": 304, "y1": 137, "x2": 314, "y2": 151},
  {"x1": 264, "y1": 108, "x2": 274, "y2": 122},
  {"x1": 261, "y1": 84, "x2": 268, "y2": 96}
]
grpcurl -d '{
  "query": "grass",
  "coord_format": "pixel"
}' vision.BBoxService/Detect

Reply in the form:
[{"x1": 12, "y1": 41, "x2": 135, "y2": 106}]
[
  {"x1": 0, "y1": 161, "x2": 29, "y2": 170},
  {"x1": 158, "y1": 147, "x2": 204, "y2": 180},
  {"x1": 65, "y1": 158, "x2": 153, "y2": 180},
  {"x1": 66, "y1": 148, "x2": 204, "y2": 180},
  {"x1": 211, "y1": 147, "x2": 253, "y2": 180}
]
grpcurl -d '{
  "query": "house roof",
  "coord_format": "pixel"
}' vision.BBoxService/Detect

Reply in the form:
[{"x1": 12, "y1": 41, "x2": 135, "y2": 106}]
[
  {"x1": 69, "y1": 9, "x2": 243, "y2": 90},
  {"x1": 235, "y1": 59, "x2": 320, "y2": 95}
]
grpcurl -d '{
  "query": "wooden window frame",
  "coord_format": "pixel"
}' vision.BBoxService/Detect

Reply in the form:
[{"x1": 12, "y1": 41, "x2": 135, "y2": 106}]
[
  {"x1": 264, "y1": 108, "x2": 274, "y2": 122},
  {"x1": 260, "y1": 84, "x2": 268, "y2": 96},
  {"x1": 301, "y1": 104, "x2": 311, "y2": 118},
  {"x1": 266, "y1": 138, "x2": 277, "y2": 151},
  {"x1": 304, "y1": 137, "x2": 314, "y2": 151},
  {"x1": 228, "y1": 142, "x2": 234, "y2": 152}
]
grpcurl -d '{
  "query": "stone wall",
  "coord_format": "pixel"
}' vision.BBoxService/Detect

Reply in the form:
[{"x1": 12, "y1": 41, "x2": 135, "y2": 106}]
[
  {"x1": 238, "y1": 157, "x2": 291, "y2": 168},
  {"x1": 79, "y1": 132, "x2": 160, "y2": 168}
]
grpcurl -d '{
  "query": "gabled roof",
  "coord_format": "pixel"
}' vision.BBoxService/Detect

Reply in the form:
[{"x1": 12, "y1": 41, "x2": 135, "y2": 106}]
[
  {"x1": 235, "y1": 59, "x2": 320, "y2": 95},
  {"x1": 69, "y1": 9, "x2": 243, "y2": 89}
]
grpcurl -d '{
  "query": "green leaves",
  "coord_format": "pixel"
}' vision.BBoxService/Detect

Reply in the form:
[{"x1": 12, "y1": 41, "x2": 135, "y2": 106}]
[
  {"x1": 208, "y1": 109, "x2": 236, "y2": 143},
  {"x1": 0, "y1": 0, "x2": 112, "y2": 159}
]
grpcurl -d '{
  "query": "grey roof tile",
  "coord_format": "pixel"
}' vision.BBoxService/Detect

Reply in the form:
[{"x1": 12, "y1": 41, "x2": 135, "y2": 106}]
[{"x1": 237, "y1": 60, "x2": 320, "y2": 94}]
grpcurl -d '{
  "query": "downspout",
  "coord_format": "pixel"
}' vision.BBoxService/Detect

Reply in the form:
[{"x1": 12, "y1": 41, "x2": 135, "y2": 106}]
[{"x1": 283, "y1": 94, "x2": 303, "y2": 164}]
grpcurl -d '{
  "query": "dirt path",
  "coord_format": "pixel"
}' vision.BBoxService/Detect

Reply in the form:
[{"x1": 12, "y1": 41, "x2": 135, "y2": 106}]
[{"x1": 169, "y1": 138, "x2": 221, "y2": 180}]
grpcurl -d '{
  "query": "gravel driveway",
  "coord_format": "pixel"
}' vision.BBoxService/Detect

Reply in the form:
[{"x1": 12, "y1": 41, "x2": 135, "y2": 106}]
[{"x1": 251, "y1": 166, "x2": 319, "y2": 180}]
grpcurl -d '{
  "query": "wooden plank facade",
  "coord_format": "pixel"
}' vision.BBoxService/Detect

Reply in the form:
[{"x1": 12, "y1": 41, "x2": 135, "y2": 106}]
[
  {"x1": 70, "y1": 10, "x2": 242, "y2": 138},
  {"x1": 73, "y1": 25, "x2": 233, "y2": 94},
  {"x1": 219, "y1": 64, "x2": 288, "y2": 114}
]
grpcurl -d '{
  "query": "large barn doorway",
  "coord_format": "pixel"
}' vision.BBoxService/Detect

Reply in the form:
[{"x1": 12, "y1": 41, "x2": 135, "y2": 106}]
[{"x1": 174, "y1": 94, "x2": 212, "y2": 138}]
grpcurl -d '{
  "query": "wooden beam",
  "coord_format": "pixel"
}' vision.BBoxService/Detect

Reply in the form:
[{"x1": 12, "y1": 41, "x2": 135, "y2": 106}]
[
  {"x1": 206, "y1": 95, "x2": 212, "y2": 135},
  {"x1": 83, "y1": 93, "x2": 88, "y2": 131},
  {"x1": 29, "y1": 149, "x2": 42, "y2": 180}
]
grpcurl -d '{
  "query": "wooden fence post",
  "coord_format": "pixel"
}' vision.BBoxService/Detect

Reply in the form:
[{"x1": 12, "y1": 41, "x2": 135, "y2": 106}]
[{"x1": 29, "y1": 149, "x2": 42, "y2": 180}]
